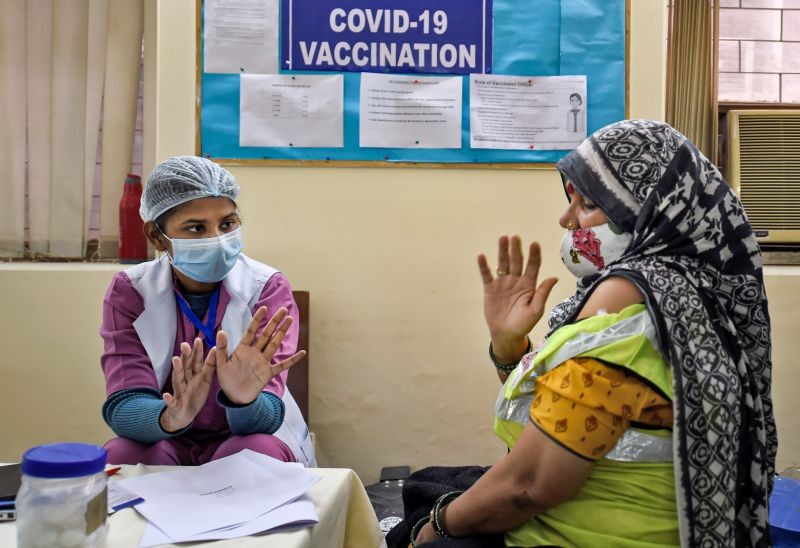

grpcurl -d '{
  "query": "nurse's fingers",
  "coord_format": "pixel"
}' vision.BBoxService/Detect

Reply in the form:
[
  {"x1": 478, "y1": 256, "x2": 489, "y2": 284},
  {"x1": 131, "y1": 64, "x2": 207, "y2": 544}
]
[
  {"x1": 255, "y1": 308, "x2": 289, "y2": 352},
  {"x1": 171, "y1": 355, "x2": 186, "y2": 394},
  {"x1": 240, "y1": 307, "x2": 267, "y2": 347},
  {"x1": 184, "y1": 339, "x2": 201, "y2": 383},
  {"x1": 267, "y1": 350, "x2": 306, "y2": 378},
  {"x1": 201, "y1": 348, "x2": 217, "y2": 383},
  {"x1": 178, "y1": 341, "x2": 193, "y2": 384},
  {"x1": 215, "y1": 330, "x2": 230, "y2": 367},
  {"x1": 261, "y1": 316, "x2": 293, "y2": 360},
  {"x1": 191, "y1": 337, "x2": 204, "y2": 376}
]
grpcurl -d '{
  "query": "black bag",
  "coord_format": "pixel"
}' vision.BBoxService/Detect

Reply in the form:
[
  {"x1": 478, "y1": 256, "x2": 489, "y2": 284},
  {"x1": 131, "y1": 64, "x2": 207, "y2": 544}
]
[{"x1": 385, "y1": 465, "x2": 505, "y2": 548}]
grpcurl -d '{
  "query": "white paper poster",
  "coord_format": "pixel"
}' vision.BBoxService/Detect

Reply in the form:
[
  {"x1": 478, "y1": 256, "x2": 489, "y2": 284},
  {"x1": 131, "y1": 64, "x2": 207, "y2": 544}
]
[
  {"x1": 239, "y1": 74, "x2": 344, "y2": 148},
  {"x1": 470, "y1": 75, "x2": 587, "y2": 150},
  {"x1": 360, "y1": 73, "x2": 462, "y2": 149},
  {"x1": 204, "y1": 0, "x2": 278, "y2": 74}
]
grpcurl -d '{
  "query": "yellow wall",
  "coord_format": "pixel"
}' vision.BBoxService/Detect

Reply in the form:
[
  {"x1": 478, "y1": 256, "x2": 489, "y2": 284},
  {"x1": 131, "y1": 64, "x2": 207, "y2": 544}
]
[
  {"x1": 0, "y1": 264, "x2": 122, "y2": 451},
  {"x1": 2, "y1": 0, "x2": 798, "y2": 483}
]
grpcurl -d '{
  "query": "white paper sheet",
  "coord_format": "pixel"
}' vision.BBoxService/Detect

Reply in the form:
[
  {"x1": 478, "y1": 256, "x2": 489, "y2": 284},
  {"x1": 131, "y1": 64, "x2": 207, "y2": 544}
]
[
  {"x1": 138, "y1": 495, "x2": 318, "y2": 546},
  {"x1": 469, "y1": 75, "x2": 587, "y2": 150},
  {"x1": 107, "y1": 481, "x2": 144, "y2": 514},
  {"x1": 359, "y1": 73, "x2": 462, "y2": 149},
  {"x1": 204, "y1": 0, "x2": 278, "y2": 74},
  {"x1": 239, "y1": 74, "x2": 344, "y2": 148},
  {"x1": 117, "y1": 450, "x2": 320, "y2": 539}
]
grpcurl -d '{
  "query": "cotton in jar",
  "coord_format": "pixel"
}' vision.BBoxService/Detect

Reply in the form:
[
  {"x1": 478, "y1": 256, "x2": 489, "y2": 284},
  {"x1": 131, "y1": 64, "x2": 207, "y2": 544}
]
[{"x1": 17, "y1": 443, "x2": 108, "y2": 548}]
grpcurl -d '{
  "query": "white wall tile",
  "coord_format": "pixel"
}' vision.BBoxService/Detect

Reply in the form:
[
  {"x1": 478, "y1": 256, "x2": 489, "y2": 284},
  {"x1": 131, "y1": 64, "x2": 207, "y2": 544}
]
[
  {"x1": 720, "y1": 8, "x2": 782, "y2": 40},
  {"x1": 740, "y1": 40, "x2": 800, "y2": 72},
  {"x1": 719, "y1": 72, "x2": 780, "y2": 101}
]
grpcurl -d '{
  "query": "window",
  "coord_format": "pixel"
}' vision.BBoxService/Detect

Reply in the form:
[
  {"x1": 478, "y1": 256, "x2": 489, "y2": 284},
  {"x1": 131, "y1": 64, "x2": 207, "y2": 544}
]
[{"x1": 719, "y1": 1, "x2": 800, "y2": 104}]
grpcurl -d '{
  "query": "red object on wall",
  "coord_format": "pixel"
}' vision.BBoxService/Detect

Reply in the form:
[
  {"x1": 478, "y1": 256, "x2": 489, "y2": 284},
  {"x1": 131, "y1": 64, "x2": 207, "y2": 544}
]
[{"x1": 119, "y1": 174, "x2": 147, "y2": 263}]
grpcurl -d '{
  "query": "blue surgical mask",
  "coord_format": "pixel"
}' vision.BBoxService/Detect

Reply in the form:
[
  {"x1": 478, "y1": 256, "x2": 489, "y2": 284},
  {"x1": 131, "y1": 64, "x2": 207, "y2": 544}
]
[{"x1": 161, "y1": 227, "x2": 243, "y2": 283}]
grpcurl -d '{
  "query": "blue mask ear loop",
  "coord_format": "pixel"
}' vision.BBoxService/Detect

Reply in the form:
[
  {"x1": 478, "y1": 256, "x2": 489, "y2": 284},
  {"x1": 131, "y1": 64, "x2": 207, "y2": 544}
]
[
  {"x1": 156, "y1": 225, "x2": 175, "y2": 262},
  {"x1": 175, "y1": 288, "x2": 220, "y2": 348}
]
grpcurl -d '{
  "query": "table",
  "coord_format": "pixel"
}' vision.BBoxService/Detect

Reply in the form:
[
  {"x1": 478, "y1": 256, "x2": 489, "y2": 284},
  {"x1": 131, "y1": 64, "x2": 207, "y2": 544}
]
[{"x1": 1, "y1": 465, "x2": 386, "y2": 548}]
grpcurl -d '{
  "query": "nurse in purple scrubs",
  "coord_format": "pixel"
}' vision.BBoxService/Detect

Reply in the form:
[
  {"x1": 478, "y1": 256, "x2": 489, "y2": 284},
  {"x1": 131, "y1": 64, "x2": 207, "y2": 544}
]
[{"x1": 99, "y1": 156, "x2": 316, "y2": 467}]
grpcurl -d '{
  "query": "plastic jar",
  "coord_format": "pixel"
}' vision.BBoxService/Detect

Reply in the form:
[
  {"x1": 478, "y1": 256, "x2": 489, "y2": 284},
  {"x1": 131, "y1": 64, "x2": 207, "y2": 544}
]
[{"x1": 17, "y1": 443, "x2": 109, "y2": 548}]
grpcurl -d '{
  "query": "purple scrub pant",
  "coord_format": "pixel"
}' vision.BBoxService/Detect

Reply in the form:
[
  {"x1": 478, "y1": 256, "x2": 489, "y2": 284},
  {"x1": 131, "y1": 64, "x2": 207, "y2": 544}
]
[{"x1": 104, "y1": 433, "x2": 294, "y2": 465}]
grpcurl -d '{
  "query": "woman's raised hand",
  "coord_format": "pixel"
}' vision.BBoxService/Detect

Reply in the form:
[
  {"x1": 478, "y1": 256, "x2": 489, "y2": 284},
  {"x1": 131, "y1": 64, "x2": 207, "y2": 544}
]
[
  {"x1": 477, "y1": 235, "x2": 558, "y2": 363},
  {"x1": 161, "y1": 338, "x2": 216, "y2": 432},
  {"x1": 214, "y1": 306, "x2": 306, "y2": 405}
]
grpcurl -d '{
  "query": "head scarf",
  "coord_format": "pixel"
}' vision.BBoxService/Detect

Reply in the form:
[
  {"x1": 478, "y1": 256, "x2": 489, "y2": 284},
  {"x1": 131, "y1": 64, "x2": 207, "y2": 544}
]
[{"x1": 553, "y1": 120, "x2": 775, "y2": 547}]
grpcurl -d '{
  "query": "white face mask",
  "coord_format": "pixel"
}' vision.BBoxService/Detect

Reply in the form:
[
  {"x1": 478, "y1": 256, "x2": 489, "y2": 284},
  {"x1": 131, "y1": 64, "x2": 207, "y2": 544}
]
[{"x1": 559, "y1": 223, "x2": 632, "y2": 278}]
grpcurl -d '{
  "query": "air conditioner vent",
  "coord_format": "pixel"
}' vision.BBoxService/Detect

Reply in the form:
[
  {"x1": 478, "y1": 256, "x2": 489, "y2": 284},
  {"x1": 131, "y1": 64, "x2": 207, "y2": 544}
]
[{"x1": 727, "y1": 110, "x2": 800, "y2": 242}]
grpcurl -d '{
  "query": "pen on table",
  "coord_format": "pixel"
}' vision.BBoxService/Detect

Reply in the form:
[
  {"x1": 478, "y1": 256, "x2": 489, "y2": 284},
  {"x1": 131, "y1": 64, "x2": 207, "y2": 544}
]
[{"x1": 105, "y1": 467, "x2": 122, "y2": 477}]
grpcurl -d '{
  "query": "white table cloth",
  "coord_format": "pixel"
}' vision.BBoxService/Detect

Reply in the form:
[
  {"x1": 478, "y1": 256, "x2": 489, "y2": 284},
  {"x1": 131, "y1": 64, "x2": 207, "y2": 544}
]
[{"x1": 1, "y1": 465, "x2": 385, "y2": 548}]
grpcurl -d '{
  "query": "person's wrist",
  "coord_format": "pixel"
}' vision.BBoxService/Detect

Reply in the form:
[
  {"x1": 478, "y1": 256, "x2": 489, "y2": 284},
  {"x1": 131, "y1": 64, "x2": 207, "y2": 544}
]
[
  {"x1": 490, "y1": 335, "x2": 530, "y2": 364},
  {"x1": 159, "y1": 408, "x2": 188, "y2": 433},
  {"x1": 219, "y1": 389, "x2": 258, "y2": 407},
  {"x1": 430, "y1": 491, "x2": 463, "y2": 538},
  {"x1": 438, "y1": 502, "x2": 458, "y2": 537}
]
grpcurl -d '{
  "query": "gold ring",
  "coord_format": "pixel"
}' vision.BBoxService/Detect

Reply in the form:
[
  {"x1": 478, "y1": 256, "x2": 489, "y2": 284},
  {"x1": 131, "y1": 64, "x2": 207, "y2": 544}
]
[
  {"x1": 496, "y1": 268, "x2": 509, "y2": 276},
  {"x1": 566, "y1": 221, "x2": 577, "y2": 231}
]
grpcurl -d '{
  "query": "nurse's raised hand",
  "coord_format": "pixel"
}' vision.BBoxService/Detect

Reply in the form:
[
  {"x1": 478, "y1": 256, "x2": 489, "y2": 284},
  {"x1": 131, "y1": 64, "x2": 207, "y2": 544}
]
[
  {"x1": 214, "y1": 306, "x2": 307, "y2": 405},
  {"x1": 160, "y1": 337, "x2": 216, "y2": 432}
]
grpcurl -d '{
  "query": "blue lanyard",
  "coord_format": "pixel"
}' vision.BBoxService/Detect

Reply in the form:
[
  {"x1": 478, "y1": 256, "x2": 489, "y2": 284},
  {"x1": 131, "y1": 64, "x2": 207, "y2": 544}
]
[{"x1": 175, "y1": 287, "x2": 220, "y2": 348}]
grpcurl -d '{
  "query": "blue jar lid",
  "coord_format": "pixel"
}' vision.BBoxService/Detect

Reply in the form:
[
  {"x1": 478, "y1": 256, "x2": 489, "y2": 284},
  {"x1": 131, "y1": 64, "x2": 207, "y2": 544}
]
[{"x1": 22, "y1": 443, "x2": 107, "y2": 479}]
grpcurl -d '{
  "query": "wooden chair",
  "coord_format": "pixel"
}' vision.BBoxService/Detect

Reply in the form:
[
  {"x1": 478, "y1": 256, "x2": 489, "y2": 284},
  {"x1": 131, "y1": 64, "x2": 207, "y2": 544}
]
[{"x1": 288, "y1": 291, "x2": 310, "y2": 423}]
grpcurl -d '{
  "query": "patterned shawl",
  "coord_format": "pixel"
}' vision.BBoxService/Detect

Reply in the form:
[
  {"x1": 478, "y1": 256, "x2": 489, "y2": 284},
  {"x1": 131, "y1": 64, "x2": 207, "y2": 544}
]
[{"x1": 552, "y1": 120, "x2": 776, "y2": 547}]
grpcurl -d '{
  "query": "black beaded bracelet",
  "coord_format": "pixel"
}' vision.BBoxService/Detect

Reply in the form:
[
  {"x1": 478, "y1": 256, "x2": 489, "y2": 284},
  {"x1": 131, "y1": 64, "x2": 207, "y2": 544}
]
[
  {"x1": 489, "y1": 337, "x2": 532, "y2": 374},
  {"x1": 430, "y1": 490, "x2": 464, "y2": 538}
]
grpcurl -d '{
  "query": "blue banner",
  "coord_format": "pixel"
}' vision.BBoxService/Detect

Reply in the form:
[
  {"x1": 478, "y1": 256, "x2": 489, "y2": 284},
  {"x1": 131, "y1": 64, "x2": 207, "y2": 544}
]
[
  {"x1": 201, "y1": 0, "x2": 626, "y2": 163},
  {"x1": 280, "y1": 0, "x2": 493, "y2": 74}
]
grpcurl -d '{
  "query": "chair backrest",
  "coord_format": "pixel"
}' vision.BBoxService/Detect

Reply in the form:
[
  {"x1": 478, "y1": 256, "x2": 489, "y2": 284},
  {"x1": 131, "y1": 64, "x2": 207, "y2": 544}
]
[{"x1": 288, "y1": 291, "x2": 309, "y2": 423}]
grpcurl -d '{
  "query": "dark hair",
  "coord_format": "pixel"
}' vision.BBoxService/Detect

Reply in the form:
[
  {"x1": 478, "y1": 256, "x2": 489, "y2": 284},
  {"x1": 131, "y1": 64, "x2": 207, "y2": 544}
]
[
  {"x1": 569, "y1": 93, "x2": 582, "y2": 104},
  {"x1": 154, "y1": 208, "x2": 176, "y2": 233}
]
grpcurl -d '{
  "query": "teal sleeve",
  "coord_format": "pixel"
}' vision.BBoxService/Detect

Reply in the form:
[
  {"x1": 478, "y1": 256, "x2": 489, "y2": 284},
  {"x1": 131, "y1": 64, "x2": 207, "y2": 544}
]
[
  {"x1": 216, "y1": 391, "x2": 285, "y2": 435},
  {"x1": 102, "y1": 388, "x2": 190, "y2": 443}
]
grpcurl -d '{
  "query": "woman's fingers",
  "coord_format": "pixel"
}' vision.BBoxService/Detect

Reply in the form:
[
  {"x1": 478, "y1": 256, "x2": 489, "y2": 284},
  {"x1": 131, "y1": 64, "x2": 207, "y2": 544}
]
[
  {"x1": 531, "y1": 277, "x2": 559, "y2": 313},
  {"x1": 163, "y1": 392, "x2": 175, "y2": 408},
  {"x1": 477, "y1": 254, "x2": 494, "y2": 285},
  {"x1": 496, "y1": 235, "x2": 510, "y2": 275},
  {"x1": 255, "y1": 308, "x2": 289, "y2": 352},
  {"x1": 523, "y1": 242, "x2": 543, "y2": 283},
  {"x1": 509, "y1": 235, "x2": 524, "y2": 276},
  {"x1": 240, "y1": 307, "x2": 267, "y2": 346}
]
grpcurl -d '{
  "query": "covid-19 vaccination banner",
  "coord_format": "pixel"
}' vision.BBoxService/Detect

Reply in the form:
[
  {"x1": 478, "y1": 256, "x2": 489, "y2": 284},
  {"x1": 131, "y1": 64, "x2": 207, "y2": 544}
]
[{"x1": 280, "y1": 0, "x2": 493, "y2": 74}]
